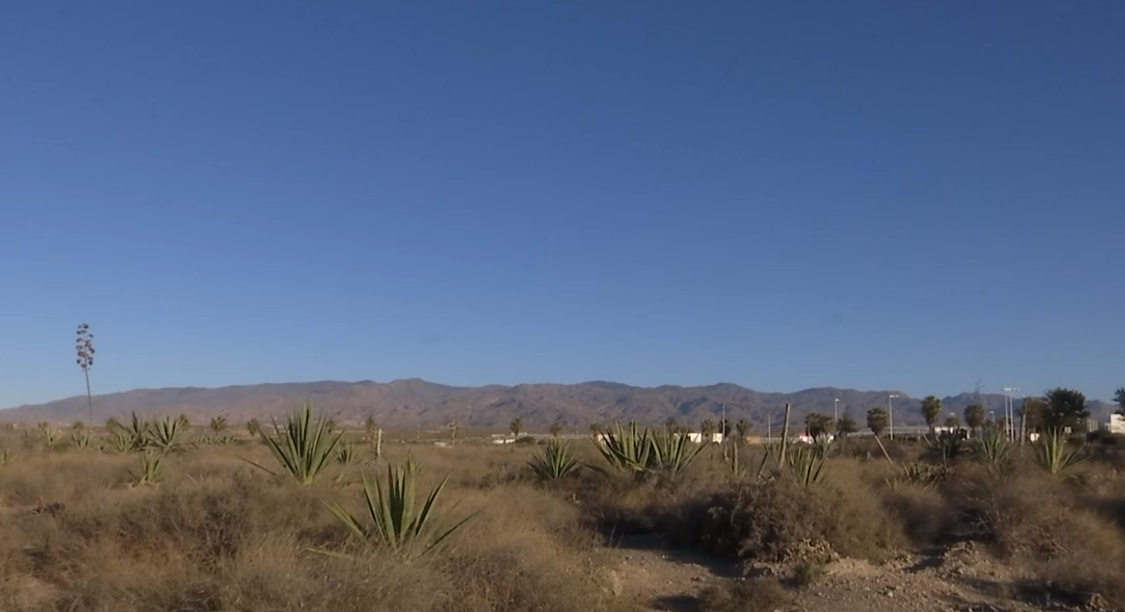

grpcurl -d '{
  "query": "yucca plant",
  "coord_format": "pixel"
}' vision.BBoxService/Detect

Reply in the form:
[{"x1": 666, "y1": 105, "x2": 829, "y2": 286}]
[
  {"x1": 146, "y1": 415, "x2": 188, "y2": 453},
  {"x1": 253, "y1": 403, "x2": 342, "y2": 485},
  {"x1": 648, "y1": 429, "x2": 704, "y2": 480},
  {"x1": 128, "y1": 452, "x2": 164, "y2": 486},
  {"x1": 1035, "y1": 429, "x2": 1086, "y2": 476},
  {"x1": 594, "y1": 422, "x2": 652, "y2": 479},
  {"x1": 975, "y1": 426, "x2": 1011, "y2": 470},
  {"x1": 327, "y1": 461, "x2": 474, "y2": 555},
  {"x1": 528, "y1": 439, "x2": 581, "y2": 481},
  {"x1": 0, "y1": 448, "x2": 14, "y2": 467}
]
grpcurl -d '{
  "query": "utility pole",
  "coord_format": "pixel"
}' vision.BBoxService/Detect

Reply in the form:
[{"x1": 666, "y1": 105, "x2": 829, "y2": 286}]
[
  {"x1": 834, "y1": 398, "x2": 840, "y2": 423},
  {"x1": 721, "y1": 403, "x2": 727, "y2": 444},
  {"x1": 779, "y1": 402, "x2": 792, "y2": 467},
  {"x1": 888, "y1": 394, "x2": 899, "y2": 440},
  {"x1": 1018, "y1": 392, "x2": 1027, "y2": 445}
]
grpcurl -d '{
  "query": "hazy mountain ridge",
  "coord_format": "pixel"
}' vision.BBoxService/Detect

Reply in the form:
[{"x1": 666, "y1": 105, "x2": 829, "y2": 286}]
[{"x1": 2, "y1": 380, "x2": 1116, "y2": 429}]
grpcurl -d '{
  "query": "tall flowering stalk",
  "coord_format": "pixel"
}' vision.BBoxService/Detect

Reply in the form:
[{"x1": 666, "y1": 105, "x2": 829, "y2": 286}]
[{"x1": 75, "y1": 323, "x2": 96, "y2": 422}]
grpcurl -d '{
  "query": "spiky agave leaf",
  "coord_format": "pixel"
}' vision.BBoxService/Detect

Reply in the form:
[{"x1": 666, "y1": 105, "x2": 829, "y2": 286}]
[
  {"x1": 146, "y1": 415, "x2": 188, "y2": 453},
  {"x1": 326, "y1": 461, "x2": 474, "y2": 555},
  {"x1": 594, "y1": 422, "x2": 651, "y2": 477},
  {"x1": 528, "y1": 439, "x2": 580, "y2": 480},
  {"x1": 784, "y1": 445, "x2": 826, "y2": 487},
  {"x1": 648, "y1": 429, "x2": 704, "y2": 480},
  {"x1": 123, "y1": 412, "x2": 151, "y2": 452},
  {"x1": 975, "y1": 426, "x2": 1011, "y2": 470},
  {"x1": 128, "y1": 452, "x2": 164, "y2": 486},
  {"x1": 254, "y1": 403, "x2": 342, "y2": 485},
  {"x1": 1035, "y1": 429, "x2": 1086, "y2": 476},
  {"x1": 70, "y1": 428, "x2": 93, "y2": 450}
]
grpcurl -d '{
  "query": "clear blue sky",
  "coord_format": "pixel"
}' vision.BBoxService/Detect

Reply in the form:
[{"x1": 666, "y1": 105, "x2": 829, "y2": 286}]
[{"x1": 2, "y1": 1, "x2": 1123, "y2": 408}]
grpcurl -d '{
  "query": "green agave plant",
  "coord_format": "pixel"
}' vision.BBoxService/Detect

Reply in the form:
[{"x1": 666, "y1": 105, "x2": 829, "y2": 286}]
[
  {"x1": 117, "y1": 412, "x2": 151, "y2": 452},
  {"x1": 782, "y1": 444, "x2": 826, "y2": 487},
  {"x1": 105, "y1": 430, "x2": 133, "y2": 454},
  {"x1": 594, "y1": 422, "x2": 652, "y2": 477},
  {"x1": 1035, "y1": 429, "x2": 1086, "y2": 476},
  {"x1": 528, "y1": 439, "x2": 581, "y2": 480},
  {"x1": 128, "y1": 452, "x2": 164, "y2": 486},
  {"x1": 146, "y1": 415, "x2": 189, "y2": 453},
  {"x1": 70, "y1": 428, "x2": 94, "y2": 450},
  {"x1": 253, "y1": 403, "x2": 342, "y2": 485},
  {"x1": 648, "y1": 429, "x2": 704, "y2": 480},
  {"x1": 594, "y1": 422, "x2": 704, "y2": 482},
  {"x1": 975, "y1": 426, "x2": 1011, "y2": 470},
  {"x1": 327, "y1": 461, "x2": 474, "y2": 555}
]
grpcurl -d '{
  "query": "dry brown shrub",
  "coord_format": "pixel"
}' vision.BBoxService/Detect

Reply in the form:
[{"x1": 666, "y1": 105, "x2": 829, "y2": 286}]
[
  {"x1": 950, "y1": 468, "x2": 1125, "y2": 606},
  {"x1": 669, "y1": 461, "x2": 905, "y2": 564},
  {"x1": 881, "y1": 483, "x2": 949, "y2": 546},
  {"x1": 0, "y1": 443, "x2": 639, "y2": 612}
]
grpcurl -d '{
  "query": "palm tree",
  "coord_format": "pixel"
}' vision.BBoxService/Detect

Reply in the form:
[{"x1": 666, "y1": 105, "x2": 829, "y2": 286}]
[
  {"x1": 836, "y1": 414, "x2": 859, "y2": 438},
  {"x1": 866, "y1": 407, "x2": 888, "y2": 437},
  {"x1": 963, "y1": 404, "x2": 985, "y2": 433},
  {"x1": 549, "y1": 421, "x2": 563, "y2": 437},
  {"x1": 1114, "y1": 387, "x2": 1125, "y2": 417},
  {"x1": 734, "y1": 418, "x2": 750, "y2": 443},
  {"x1": 803, "y1": 413, "x2": 832, "y2": 440},
  {"x1": 700, "y1": 419, "x2": 716, "y2": 443},
  {"x1": 920, "y1": 396, "x2": 942, "y2": 433},
  {"x1": 246, "y1": 419, "x2": 261, "y2": 436},
  {"x1": 509, "y1": 417, "x2": 523, "y2": 438}
]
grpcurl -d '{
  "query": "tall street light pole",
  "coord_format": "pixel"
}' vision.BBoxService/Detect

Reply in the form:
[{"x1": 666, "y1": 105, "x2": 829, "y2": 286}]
[
  {"x1": 1003, "y1": 387, "x2": 1019, "y2": 441},
  {"x1": 889, "y1": 394, "x2": 899, "y2": 440},
  {"x1": 834, "y1": 398, "x2": 840, "y2": 423}
]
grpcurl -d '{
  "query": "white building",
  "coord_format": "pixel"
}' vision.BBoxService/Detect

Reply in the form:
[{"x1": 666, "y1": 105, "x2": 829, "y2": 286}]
[
  {"x1": 685, "y1": 432, "x2": 724, "y2": 444},
  {"x1": 1108, "y1": 414, "x2": 1125, "y2": 435}
]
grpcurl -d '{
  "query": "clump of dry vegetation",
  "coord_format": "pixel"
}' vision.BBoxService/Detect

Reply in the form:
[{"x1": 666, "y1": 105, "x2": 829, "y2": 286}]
[{"x1": 2, "y1": 411, "x2": 1125, "y2": 611}]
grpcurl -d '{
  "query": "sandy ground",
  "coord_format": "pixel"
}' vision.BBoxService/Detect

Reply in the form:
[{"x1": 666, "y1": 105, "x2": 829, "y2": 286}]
[{"x1": 605, "y1": 536, "x2": 1107, "y2": 612}]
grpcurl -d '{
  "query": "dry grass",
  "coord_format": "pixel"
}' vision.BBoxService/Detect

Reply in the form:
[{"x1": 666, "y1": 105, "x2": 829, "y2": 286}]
[
  {"x1": 3, "y1": 426, "x2": 1125, "y2": 609},
  {"x1": 0, "y1": 438, "x2": 640, "y2": 612}
]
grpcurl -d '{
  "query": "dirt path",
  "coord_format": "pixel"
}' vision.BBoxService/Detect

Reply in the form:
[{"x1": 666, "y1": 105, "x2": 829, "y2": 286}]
[{"x1": 606, "y1": 538, "x2": 1071, "y2": 612}]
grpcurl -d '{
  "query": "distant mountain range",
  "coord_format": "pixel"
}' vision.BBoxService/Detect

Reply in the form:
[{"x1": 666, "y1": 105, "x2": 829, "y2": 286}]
[{"x1": 1, "y1": 380, "x2": 1116, "y2": 429}]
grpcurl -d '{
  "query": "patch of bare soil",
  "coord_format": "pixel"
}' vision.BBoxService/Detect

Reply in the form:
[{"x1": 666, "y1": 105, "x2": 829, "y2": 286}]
[
  {"x1": 606, "y1": 534, "x2": 738, "y2": 612},
  {"x1": 607, "y1": 538, "x2": 1100, "y2": 612}
]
